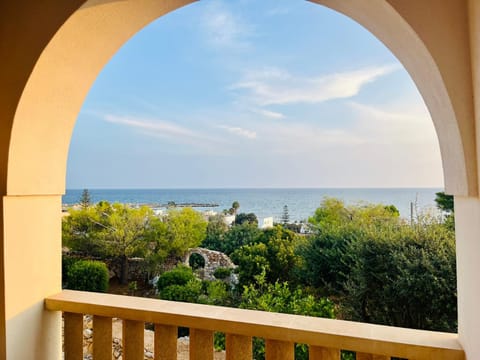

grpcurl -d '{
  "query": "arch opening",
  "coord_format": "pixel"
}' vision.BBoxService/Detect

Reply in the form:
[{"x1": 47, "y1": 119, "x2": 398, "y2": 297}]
[
  {"x1": 188, "y1": 252, "x2": 207, "y2": 270},
  {"x1": 3, "y1": 1, "x2": 478, "y2": 358}
]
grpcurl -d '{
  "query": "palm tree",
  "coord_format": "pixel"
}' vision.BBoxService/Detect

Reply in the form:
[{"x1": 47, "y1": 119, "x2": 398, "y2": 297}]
[{"x1": 231, "y1": 201, "x2": 240, "y2": 215}]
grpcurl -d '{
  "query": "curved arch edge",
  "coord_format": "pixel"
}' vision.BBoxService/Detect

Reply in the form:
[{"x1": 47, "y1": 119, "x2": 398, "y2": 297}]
[
  {"x1": 7, "y1": 0, "x2": 197, "y2": 196},
  {"x1": 310, "y1": 0, "x2": 477, "y2": 197}
]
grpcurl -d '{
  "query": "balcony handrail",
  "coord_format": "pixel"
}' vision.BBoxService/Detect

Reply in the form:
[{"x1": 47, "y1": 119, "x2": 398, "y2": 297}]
[{"x1": 45, "y1": 290, "x2": 464, "y2": 359}]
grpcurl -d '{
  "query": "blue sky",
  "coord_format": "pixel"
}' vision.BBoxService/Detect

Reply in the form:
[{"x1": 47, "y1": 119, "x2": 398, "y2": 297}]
[{"x1": 67, "y1": 0, "x2": 443, "y2": 189}]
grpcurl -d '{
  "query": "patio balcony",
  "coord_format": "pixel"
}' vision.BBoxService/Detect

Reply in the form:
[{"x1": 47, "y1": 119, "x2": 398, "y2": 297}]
[{"x1": 45, "y1": 290, "x2": 464, "y2": 360}]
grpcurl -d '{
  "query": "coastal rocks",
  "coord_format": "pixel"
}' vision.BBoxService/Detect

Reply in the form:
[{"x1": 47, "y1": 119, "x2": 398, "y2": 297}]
[{"x1": 76, "y1": 315, "x2": 225, "y2": 360}]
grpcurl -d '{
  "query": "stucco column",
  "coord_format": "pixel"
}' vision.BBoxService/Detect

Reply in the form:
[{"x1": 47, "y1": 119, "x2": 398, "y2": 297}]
[
  {"x1": 3, "y1": 195, "x2": 62, "y2": 360},
  {"x1": 455, "y1": 196, "x2": 480, "y2": 359}
]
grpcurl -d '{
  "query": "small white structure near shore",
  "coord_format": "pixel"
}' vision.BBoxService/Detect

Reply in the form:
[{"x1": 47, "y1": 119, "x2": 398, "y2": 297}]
[
  {"x1": 223, "y1": 214, "x2": 235, "y2": 226},
  {"x1": 260, "y1": 217, "x2": 274, "y2": 229}
]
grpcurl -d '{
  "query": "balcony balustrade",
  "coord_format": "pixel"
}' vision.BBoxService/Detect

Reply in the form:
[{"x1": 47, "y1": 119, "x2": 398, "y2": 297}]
[{"x1": 45, "y1": 290, "x2": 464, "y2": 360}]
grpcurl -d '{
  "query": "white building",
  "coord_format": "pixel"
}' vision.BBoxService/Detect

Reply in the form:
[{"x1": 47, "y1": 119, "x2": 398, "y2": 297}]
[{"x1": 260, "y1": 217, "x2": 274, "y2": 229}]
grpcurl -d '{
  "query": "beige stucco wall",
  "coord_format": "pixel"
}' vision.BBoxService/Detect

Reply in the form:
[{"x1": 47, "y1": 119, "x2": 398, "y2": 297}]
[
  {"x1": 455, "y1": 197, "x2": 480, "y2": 359},
  {"x1": 3, "y1": 196, "x2": 62, "y2": 359},
  {"x1": 1, "y1": 0, "x2": 479, "y2": 359}
]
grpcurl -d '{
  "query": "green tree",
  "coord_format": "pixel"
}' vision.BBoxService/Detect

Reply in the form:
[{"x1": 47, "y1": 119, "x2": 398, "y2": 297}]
[
  {"x1": 308, "y1": 197, "x2": 399, "y2": 229},
  {"x1": 63, "y1": 202, "x2": 164, "y2": 284},
  {"x1": 261, "y1": 226, "x2": 299, "y2": 284},
  {"x1": 343, "y1": 220, "x2": 457, "y2": 332},
  {"x1": 234, "y1": 212, "x2": 258, "y2": 226},
  {"x1": 221, "y1": 222, "x2": 261, "y2": 255},
  {"x1": 100, "y1": 203, "x2": 161, "y2": 284},
  {"x1": 281, "y1": 205, "x2": 289, "y2": 224},
  {"x1": 231, "y1": 242, "x2": 270, "y2": 287},
  {"x1": 296, "y1": 223, "x2": 361, "y2": 294},
  {"x1": 163, "y1": 208, "x2": 207, "y2": 257},
  {"x1": 435, "y1": 191, "x2": 454, "y2": 213},
  {"x1": 435, "y1": 191, "x2": 455, "y2": 230},
  {"x1": 79, "y1": 189, "x2": 92, "y2": 209},
  {"x1": 231, "y1": 225, "x2": 300, "y2": 287},
  {"x1": 300, "y1": 198, "x2": 457, "y2": 332},
  {"x1": 308, "y1": 197, "x2": 351, "y2": 228},
  {"x1": 62, "y1": 204, "x2": 110, "y2": 256},
  {"x1": 201, "y1": 214, "x2": 228, "y2": 251},
  {"x1": 230, "y1": 201, "x2": 240, "y2": 215},
  {"x1": 300, "y1": 198, "x2": 401, "y2": 294}
]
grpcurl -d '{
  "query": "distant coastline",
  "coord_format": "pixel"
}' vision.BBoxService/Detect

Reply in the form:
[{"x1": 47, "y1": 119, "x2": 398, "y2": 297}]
[{"x1": 63, "y1": 187, "x2": 443, "y2": 222}]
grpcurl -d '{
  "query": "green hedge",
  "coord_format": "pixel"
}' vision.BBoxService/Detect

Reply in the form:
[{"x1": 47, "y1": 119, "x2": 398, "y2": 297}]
[
  {"x1": 65, "y1": 260, "x2": 109, "y2": 293},
  {"x1": 156, "y1": 265, "x2": 195, "y2": 291}
]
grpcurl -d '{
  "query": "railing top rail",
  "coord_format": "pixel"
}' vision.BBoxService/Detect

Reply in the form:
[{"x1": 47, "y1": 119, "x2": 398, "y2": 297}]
[{"x1": 46, "y1": 290, "x2": 464, "y2": 360}]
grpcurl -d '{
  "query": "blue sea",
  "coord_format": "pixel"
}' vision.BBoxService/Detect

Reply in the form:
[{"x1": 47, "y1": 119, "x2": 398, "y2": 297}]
[{"x1": 63, "y1": 188, "x2": 443, "y2": 222}]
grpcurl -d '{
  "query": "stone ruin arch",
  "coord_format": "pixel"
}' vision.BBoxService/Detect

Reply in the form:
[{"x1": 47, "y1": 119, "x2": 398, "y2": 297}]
[{"x1": 184, "y1": 248, "x2": 236, "y2": 281}]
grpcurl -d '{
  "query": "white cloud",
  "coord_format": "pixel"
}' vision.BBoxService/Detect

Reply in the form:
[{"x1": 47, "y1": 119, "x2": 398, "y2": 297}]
[
  {"x1": 104, "y1": 114, "x2": 199, "y2": 138},
  {"x1": 102, "y1": 114, "x2": 227, "y2": 151},
  {"x1": 201, "y1": 1, "x2": 252, "y2": 49},
  {"x1": 253, "y1": 122, "x2": 365, "y2": 155},
  {"x1": 236, "y1": 98, "x2": 438, "y2": 158},
  {"x1": 347, "y1": 102, "x2": 438, "y2": 145},
  {"x1": 252, "y1": 108, "x2": 285, "y2": 119},
  {"x1": 231, "y1": 65, "x2": 400, "y2": 106},
  {"x1": 218, "y1": 125, "x2": 257, "y2": 139}
]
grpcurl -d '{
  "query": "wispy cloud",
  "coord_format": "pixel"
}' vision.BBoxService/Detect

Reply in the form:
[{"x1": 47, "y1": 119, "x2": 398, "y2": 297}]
[
  {"x1": 201, "y1": 1, "x2": 253, "y2": 49},
  {"x1": 102, "y1": 114, "x2": 227, "y2": 151},
  {"x1": 231, "y1": 65, "x2": 400, "y2": 106},
  {"x1": 347, "y1": 102, "x2": 437, "y2": 144},
  {"x1": 234, "y1": 98, "x2": 437, "y2": 157},
  {"x1": 252, "y1": 108, "x2": 286, "y2": 119},
  {"x1": 253, "y1": 122, "x2": 366, "y2": 155},
  {"x1": 218, "y1": 125, "x2": 257, "y2": 139},
  {"x1": 104, "y1": 114, "x2": 199, "y2": 139}
]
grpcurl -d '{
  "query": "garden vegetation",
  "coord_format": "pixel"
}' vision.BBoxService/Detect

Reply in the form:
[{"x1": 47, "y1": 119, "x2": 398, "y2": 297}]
[{"x1": 62, "y1": 193, "x2": 456, "y2": 359}]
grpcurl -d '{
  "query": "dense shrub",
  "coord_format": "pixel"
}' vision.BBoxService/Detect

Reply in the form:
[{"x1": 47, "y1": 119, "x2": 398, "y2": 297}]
[
  {"x1": 231, "y1": 225, "x2": 300, "y2": 288},
  {"x1": 156, "y1": 265, "x2": 195, "y2": 291},
  {"x1": 343, "y1": 221, "x2": 457, "y2": 332},
  {"x1": 299, "y1": 198, "x2": 457, "y2": 332},
  {"x1": 62, "y1": 256, "x2": 81, "y2": 287},
  {"x1": 160, "y1": 280, "x2": 203, "y2": 303},
  {"x1": 66, "y1": 260, "x2": 109, "y2": 293},
  {"x1": 221, "y1": 223, "x2": 261, "y2": 255},
  {"x1": 201, "y1": 214, "x2": 228, "y2": 251},
  {"x1": 213, "y1": 267, "x2": 232, "y2": 279},
  {"x1": 157, "y1": 266, "x2": 231, "y2": 306},
  {"x1": 234, "y1": 212, "x2": 258, "y2": 226},
  {"x1": 240, "y1": 271, "x2": 335, "y2": 360}
]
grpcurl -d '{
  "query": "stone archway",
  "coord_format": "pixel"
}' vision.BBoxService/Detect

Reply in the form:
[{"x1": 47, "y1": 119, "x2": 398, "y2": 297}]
[
  {"x1": 184, "y1": 248, "x2": 236, "y2": 281},
  {"x1": 2, "y1": 1, "x2": 480, "y2": 359}
]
